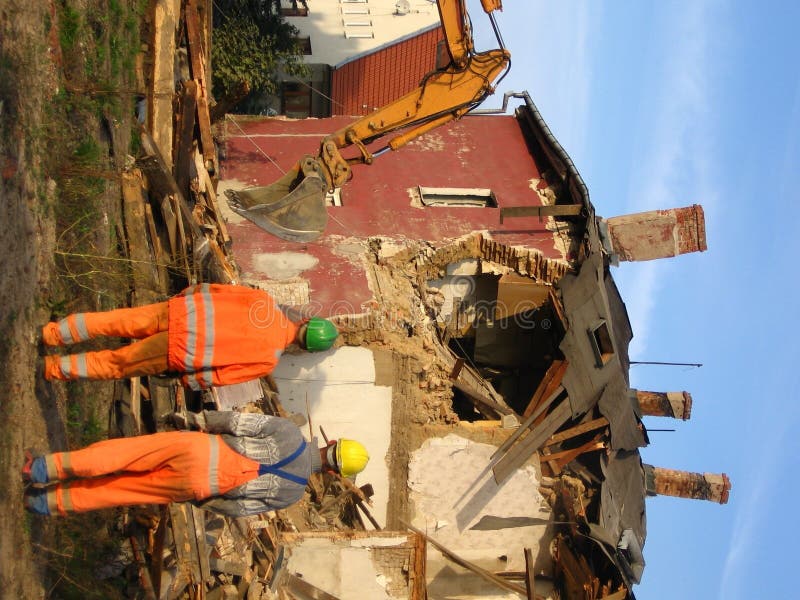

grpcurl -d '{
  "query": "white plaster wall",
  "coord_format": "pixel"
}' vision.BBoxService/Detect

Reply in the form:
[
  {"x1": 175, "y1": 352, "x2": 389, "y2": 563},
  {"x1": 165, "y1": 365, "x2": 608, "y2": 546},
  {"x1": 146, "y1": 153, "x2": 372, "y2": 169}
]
[
  {"x1": 273, "y1": 346, "x2": 392, "y2": 526},
  {"x1": 287, "y1": 0, "x2": 439, "y2": 67},
  {"x1": 285, "y1": 536, "x2": 410, "y2": 599},
  {"x1": 409, "y1": 435, "x2": 553, "y2": 597}
]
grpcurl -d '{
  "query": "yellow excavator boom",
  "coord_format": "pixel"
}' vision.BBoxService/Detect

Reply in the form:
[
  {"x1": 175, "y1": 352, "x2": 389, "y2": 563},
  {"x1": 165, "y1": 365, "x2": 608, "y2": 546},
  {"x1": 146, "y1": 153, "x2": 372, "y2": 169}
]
[{"x1": 226, "y1": 0, "x2": 510, "y2": 242}]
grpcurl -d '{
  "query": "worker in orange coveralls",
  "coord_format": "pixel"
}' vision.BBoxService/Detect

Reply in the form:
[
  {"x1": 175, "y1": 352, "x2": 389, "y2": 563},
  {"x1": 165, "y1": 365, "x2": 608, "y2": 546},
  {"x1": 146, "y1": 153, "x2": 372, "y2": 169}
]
[
  {"x1": 41, "y1": 283, "x2": 339, "y2": 390},
  {"x1": 21, "y1": 410, "x2": 370, "y2": 517}
]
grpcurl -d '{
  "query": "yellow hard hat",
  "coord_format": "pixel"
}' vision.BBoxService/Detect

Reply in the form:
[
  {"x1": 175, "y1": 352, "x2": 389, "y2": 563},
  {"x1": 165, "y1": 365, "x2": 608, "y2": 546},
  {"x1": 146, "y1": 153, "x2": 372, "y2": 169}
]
[{"x1": 336, "y1": 439, "x2": 369, "y2": 478}]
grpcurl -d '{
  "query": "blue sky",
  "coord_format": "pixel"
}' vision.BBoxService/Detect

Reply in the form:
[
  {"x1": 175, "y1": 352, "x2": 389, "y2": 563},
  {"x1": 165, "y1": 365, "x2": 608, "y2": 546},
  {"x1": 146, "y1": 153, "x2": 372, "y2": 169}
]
[{"x1": 472, "y1": 1, "x2": 800, "y2": 597}]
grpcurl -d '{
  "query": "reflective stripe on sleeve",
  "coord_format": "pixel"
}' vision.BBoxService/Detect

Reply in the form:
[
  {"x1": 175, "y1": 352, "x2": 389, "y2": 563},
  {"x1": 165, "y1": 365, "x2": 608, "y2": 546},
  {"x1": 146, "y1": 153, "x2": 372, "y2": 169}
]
[{"x1": 199, "y1": 285, "x2": 214, "y2": 388}]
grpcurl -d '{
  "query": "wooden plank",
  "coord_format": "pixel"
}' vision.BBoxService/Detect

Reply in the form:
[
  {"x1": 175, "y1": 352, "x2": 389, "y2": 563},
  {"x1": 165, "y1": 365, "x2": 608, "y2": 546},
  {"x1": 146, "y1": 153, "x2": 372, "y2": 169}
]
[
  {"x1": 138, "y1": 128, "x2": 210, "y2": 266},
  {"x1": 524, "y1": 548, "x2": 536, "y2": 600},
  {"x1": 174, "y1": 81, "x2": 198, "y2": 200},
  {"x1": 171, "y1": 194, "x2": 192, "y2": 279},
  {"x1": 448, "y1": 357, "x2": 465, "y2": 381},
  {"x1": 493, "y1": 399, "x2": 573, "y2": 484},
  {"x1": 548, "y1": 287, "x2": 567, "y2": 329},
  {"x1": 542, "y1": 417, "x2": 609, "y2": 447},
  {"x1": 185, "y1": 0, "x2": 215, "y2": 173},
  {"x1": 491, "y1": 385, "x2": 564, "y2": 461},
  {"x1": 149, "y1": 0, "x2": 181, "y2": 170},
  {"x1": 122, "y1": 169, "x2": 162, "y2": 299},
  {"x1": 523, "y1": 360, "x2": 568, "y2": 418},
  {"x1": 355, "y1": 498, "x2": 381, "y2": 530},
  {"x1": 193, "y1": 149, "x2": 231, "y2": 247},
  {"x1": 404, "y1": 523, "x2": 527, "y2": 597},
  {"x1": 168, "y1": 504, "x2": 202, "y2": 592},
  {"x1": 143, "y1": 202, "x2": 170, "y2": 295},
  {"x1": 149, "y1": 506, "x2": 168, "y2": 597},
  {"x1": 410, "y1": 533, "x2": 427, "y2": 600},
  {"x1": 129, "y1": 535, "x2": 157, "y2": 600},
  {"x1": 191, "y1": 505, "x2": 211, "y2": 588},
  {"x1": 538, "y1": 437, "x2": 604, "y2": 465}
]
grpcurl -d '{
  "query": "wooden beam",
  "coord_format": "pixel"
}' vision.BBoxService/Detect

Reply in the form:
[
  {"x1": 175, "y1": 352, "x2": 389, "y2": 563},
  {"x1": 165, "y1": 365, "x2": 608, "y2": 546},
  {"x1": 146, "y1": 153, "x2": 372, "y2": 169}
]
[
  {"x1": 168, "y1": 504, "x2": 201, "y2": 592},
  {"x1": 524, "y1": 548, "x2": 536, "y2": 600},
  {"x1": 404, "y1": 523, "x2": 527, "y2": 597},
  {"x1": 185, "y1": 0, "x2": 216, "y2": 174},
  {"x1": 174, "y1": 80, "x2": 198, "y2": 199},
  {"x1": 523, "y1": 360, "x2": 568, "y2": 418},
  {"x1": 491, "y1": 385, "x2": 564, "y2": 461},
  {"x1": 411, "y1": 533, "x2": 427, "y2": 600},
  {"x1": 149, "y1": 0, "x2": 181, "y2": 169},
  {"x1": 449, "y1": 357, "x2": 465, "y2": 380},
  {"x1": 138, "y1": 128, "x2": 210, "y2": 265},
  {"x1": 193, "y1": 149, "x2": 231, "y2": 247},
  {"x1": 493, "y1": 399, "x2": 573, "y2": 483},
  {"x1": 538, "y1": 437, "x2": 604, "y2": 465},
  {"x1": 542, "y1": 417, "x2": 609, "y2": 447}
]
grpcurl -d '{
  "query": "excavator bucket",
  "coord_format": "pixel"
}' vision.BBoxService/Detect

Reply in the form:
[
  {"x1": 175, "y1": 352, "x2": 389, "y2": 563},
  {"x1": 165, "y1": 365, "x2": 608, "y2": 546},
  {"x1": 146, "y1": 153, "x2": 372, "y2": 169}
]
[{"x1": 224, "y1": 156, "x2": 329, "y2": 243}]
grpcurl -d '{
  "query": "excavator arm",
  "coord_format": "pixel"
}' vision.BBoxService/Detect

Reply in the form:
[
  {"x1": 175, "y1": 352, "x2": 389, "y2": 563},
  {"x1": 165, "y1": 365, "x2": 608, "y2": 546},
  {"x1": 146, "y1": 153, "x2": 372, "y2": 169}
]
[{"x1": 226, "y1": 0, "x2": 510, "y2": 242}]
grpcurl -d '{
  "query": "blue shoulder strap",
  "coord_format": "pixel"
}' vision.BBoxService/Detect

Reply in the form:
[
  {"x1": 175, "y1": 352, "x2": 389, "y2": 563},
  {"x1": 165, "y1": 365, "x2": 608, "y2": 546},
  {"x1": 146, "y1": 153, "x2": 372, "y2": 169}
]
[{"x1": 258, "y1": 439, "x2": 309, "y2": 486}]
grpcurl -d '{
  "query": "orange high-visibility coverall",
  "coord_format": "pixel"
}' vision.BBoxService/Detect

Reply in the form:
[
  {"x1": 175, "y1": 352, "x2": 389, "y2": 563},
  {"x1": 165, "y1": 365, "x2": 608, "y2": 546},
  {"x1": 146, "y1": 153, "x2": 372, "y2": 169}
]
[
  {"x1": 43, "y1": 284, "x2": 300, "y2": 389},
  {"x1": 40, "y1": 432, "x2": 261, "y2": 515}
]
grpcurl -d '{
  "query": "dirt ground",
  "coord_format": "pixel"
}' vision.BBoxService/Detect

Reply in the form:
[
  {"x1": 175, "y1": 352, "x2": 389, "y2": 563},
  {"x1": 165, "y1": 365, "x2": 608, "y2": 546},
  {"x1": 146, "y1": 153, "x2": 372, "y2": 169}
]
[
  {"x1": 0, "y1": 2, "x2": 64, "y2": 597},
  {"x1": 1, "y1": 0, "x2": 136, "y2": 596}
]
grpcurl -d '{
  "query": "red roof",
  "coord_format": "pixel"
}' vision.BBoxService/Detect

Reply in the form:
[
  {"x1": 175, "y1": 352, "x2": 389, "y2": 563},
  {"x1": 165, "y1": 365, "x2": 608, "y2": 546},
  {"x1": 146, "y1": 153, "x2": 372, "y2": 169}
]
[{"x1": 331, "y1": 27, "x2": 444, "y2": 116}]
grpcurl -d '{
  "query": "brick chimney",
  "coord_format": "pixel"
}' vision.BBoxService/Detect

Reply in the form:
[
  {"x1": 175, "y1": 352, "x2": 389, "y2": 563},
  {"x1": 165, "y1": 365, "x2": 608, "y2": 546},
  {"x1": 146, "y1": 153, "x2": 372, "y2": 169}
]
[
  {"x1": 604, "y1": 204, "x2": 707, "y2": 262},
  {"x1": 636, "y1": 390, "x2": 692, "y2": 420},
  {"x1": 643, "y1": 465, "x2": 731, "y2": 504}
]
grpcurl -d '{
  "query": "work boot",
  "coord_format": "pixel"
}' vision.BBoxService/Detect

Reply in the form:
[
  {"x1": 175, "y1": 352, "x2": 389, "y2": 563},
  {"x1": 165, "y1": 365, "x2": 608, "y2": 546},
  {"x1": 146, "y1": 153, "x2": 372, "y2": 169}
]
[
  {"x1": 23, "y1": 487, "x2": 50, "y2": 515},
  {"x1": 21, "y1": 449, "x2": 48, "y2": 485}
]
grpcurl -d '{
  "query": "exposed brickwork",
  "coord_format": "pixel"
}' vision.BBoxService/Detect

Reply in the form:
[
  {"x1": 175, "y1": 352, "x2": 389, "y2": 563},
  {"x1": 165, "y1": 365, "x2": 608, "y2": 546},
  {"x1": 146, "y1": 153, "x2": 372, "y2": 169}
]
[
  {"x1": 644, "y1": 465, "x2": 731, "y2": 504},
  {"x1": 636, "y1": 390, "x2": 692, "y2": 420},
  {"x1": 605, "y1": 204, "x2": 707, "y2": 262}
]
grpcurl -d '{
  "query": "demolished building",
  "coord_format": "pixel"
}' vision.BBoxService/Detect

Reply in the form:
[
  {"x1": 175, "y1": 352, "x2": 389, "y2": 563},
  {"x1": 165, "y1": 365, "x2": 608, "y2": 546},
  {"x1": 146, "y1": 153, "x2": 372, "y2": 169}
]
[
  {"x1": 215, "y1": 91, "x2": 730, "y2": 598},
  {"x1": 122, "y1": 1, "x2": 731, "y2": 597}
]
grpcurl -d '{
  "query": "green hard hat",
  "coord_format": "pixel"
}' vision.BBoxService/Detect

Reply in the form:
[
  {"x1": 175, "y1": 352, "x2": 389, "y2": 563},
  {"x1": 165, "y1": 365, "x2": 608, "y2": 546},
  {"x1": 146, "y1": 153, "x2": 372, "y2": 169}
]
[{"x1": 305, "y1": 317, "x2": 338, "y2": 352}]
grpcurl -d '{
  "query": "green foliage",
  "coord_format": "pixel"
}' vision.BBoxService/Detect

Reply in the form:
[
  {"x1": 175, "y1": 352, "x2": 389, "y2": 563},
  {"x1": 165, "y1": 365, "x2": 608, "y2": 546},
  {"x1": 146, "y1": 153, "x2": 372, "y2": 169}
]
[{"x1": 212, "y1": 0, "x2": 309, "y2": 102}]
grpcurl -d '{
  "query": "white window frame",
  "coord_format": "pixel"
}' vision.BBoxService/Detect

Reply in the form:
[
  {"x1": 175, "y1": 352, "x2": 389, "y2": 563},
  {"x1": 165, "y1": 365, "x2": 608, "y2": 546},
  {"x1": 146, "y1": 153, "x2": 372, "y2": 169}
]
[
  {"x1": 344, "y1": 31, "x2": 374, "y2": 39},
  {"x1": 417, "y1": 186, "x2": 498, "y2": 207}
]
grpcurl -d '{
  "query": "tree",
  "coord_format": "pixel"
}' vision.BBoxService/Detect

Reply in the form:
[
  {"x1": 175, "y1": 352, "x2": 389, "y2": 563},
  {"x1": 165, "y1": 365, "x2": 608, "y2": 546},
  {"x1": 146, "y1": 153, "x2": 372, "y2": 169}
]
[{"x1": 212, "y1": 0, "x2": 309, "y2": 111}]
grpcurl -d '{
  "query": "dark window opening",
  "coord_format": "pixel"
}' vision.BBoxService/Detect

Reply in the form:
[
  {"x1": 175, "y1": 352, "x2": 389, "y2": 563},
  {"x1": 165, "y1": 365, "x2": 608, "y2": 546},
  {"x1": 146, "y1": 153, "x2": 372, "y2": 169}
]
[
  {"x1": 281, "y1": 82, "x2": 311, "y2": 118},
  {"x1": 589, "y1": 320, "x2": 614, "y2": 368},
  {"x1": 295, "y1": 36, "x2": 312, "y2": 55},
  {"x1": 278, "y1": 0, "x2": 308, "y2": 15}
]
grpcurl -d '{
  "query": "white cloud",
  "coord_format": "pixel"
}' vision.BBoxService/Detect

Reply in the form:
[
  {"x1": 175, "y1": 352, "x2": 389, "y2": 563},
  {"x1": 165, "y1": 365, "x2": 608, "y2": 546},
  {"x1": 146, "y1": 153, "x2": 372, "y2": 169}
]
[{"x1": 619, "y1": 1, "x2": 718, "y2": 355}]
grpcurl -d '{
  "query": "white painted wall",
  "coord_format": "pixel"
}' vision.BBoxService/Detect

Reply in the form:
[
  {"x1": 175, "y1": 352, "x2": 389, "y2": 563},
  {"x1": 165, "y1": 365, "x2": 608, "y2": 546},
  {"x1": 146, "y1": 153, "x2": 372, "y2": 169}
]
[
  {"x1": 409, "y1": 435, "x2": 554, "y2": 598},
  {"x1": 286, "y1": 0, "x2": 440, "y2": 66},
  {"x1": 285, "y1": 535, "x2": 413, "y2": 599},
  {"x1": 273, "y1": 346, "x2": 392, "y2": 526}
]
